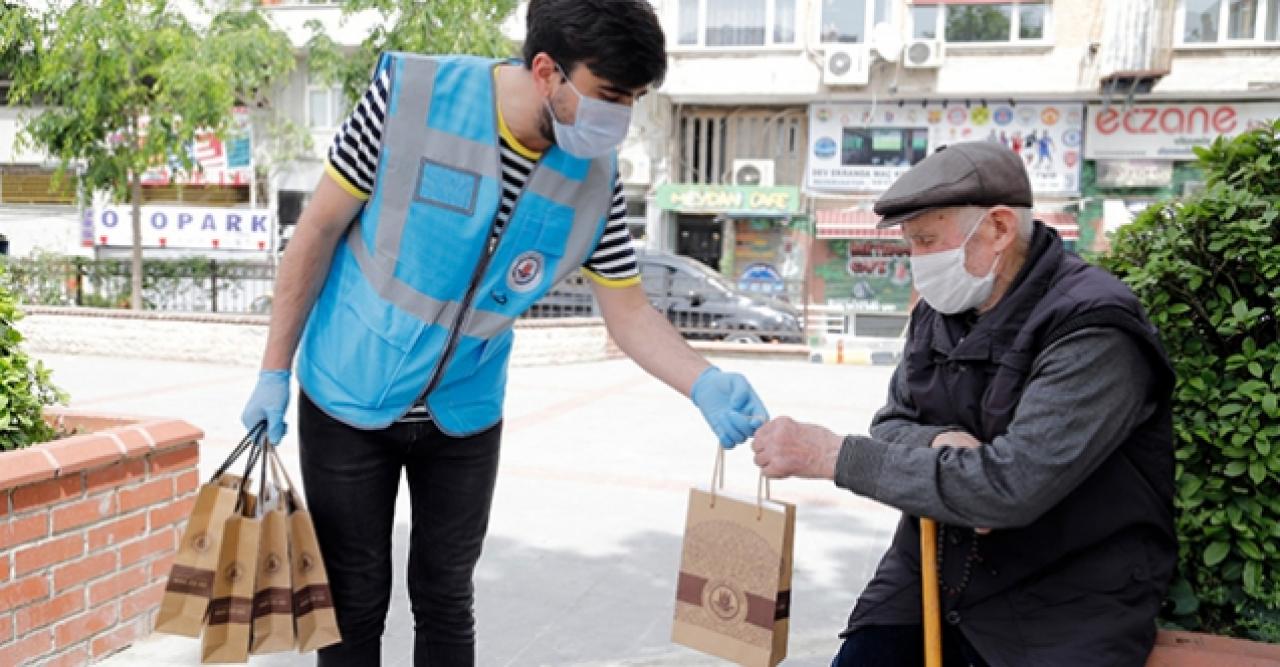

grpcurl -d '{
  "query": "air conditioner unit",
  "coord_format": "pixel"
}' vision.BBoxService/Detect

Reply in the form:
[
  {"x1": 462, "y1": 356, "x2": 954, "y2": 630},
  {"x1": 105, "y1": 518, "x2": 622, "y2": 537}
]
[
  {"x1": 617, "y1": 144, "x2": 651, "y2": 187},
  {"x1": 732, "y1": 159, "x2": 775, "y2": 187},
  {"x1": 903, "y1": 39, "x2": 943, "y2": 68},
  {"x1": 822, "y1": 46, "x2": 870, "y2": 86}
]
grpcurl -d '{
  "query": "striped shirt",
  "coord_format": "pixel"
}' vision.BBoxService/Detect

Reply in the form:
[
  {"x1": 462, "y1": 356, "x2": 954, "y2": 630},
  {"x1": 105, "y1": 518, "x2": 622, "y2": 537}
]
[{"x1": 325, "y1": 66, "x2": 641, "y2": 284}]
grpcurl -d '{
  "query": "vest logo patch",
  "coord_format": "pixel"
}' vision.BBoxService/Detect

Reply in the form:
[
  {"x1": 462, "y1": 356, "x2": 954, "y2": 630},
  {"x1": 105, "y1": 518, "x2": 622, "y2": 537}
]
[{"x1": 508, "y1": 251, "x2": 545, "y2": 293}]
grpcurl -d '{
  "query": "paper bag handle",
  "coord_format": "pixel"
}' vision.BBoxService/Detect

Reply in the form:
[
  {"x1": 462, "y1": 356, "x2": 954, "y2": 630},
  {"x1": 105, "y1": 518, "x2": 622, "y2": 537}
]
[
  {"x1": 709, "y1": 447, "x2": 773, "y2": 521},
  {"x1": 211, "y1": 421, "x2": 265, "y2": 482}
]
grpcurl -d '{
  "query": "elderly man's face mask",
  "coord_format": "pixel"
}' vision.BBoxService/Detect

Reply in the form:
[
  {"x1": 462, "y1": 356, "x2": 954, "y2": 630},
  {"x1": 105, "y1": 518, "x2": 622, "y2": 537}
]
[{"x1": 909, "y1": 208, "x2": 1001, "y2": 314}]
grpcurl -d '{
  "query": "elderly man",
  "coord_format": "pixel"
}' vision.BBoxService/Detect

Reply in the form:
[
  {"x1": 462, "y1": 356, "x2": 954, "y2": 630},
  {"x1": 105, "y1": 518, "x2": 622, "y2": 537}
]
[{"x1": 752, "y1": 142, "x2": 1176, "y2": 666}]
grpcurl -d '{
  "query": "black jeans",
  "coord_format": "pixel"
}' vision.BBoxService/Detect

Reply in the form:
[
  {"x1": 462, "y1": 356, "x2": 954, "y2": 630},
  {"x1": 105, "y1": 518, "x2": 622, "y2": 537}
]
[
  {"x1": 833, "y1": 624, "x2": 990, "y2": 667},
  {"x1": 299, "y1": 392, "x2": 502, "y2": 667}
]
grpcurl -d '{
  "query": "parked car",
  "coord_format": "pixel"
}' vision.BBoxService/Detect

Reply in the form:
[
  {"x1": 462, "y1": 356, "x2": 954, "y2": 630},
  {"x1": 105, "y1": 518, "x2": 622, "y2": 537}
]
[{"x1": 528, "y1": 249, "x2": 804, "y2": 344}]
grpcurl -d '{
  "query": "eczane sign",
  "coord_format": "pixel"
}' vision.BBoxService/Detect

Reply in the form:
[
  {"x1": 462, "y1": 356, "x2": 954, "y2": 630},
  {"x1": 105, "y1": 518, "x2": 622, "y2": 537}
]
[{"x1": 1085, "y1": 102, "x2": 1280, "y2": 160}]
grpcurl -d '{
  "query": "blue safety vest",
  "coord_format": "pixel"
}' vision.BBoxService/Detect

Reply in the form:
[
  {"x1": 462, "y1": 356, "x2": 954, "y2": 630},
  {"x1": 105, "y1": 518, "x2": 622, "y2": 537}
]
[{"x1": 296, "y1": 53, "x2": 615, "y2": 434}]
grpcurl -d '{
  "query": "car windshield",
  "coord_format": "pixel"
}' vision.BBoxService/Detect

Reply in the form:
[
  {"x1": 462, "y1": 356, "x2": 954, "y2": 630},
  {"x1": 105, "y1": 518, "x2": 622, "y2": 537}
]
[{"x1": 682, "y1": 261, "x2": 734, "y2": 293}]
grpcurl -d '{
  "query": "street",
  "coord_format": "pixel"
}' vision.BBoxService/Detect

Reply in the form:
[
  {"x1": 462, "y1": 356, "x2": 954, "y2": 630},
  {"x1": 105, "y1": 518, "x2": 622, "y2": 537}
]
[{"x1": 42, "y1": 353, "x2": 903, "y2": 666}]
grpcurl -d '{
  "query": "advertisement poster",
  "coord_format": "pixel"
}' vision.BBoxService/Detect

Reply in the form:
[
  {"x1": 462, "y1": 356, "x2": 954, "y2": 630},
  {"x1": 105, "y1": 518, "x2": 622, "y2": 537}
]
[
  {"x1": 128, "y1": 107, "x2": 254, "y2": 186},
  {"x1": 807, "y1": 102, "x2": 1085, "y2": 195},
  {"x1": 812, "y1": 239, "x2": 913, "y2": 312},
  {"x1": 732, "y1": 220, "x2": 807, "y2": 297},
  {"x1": 1085, "y1": 102, "x2": 1280, "y2": 160}
]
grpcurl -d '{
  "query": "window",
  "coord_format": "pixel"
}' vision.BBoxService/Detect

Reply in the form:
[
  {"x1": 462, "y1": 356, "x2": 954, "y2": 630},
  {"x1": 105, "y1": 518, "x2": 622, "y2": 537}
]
[
  {"x1": 1180, "y1": 0, "x2": 1280, "y2": 43},
  {"x1": 912, "y1": 2, "x2": 1050, "y2": 43},
  {"x1": 307, "y1": 85, "x2": 345, "y2": 129},
  {"x1": 820, "y1": 0, "x2": 891, "y2": 44},
  {"x1": 677, "y1": 0, "x2": 797, "y2": 47}
]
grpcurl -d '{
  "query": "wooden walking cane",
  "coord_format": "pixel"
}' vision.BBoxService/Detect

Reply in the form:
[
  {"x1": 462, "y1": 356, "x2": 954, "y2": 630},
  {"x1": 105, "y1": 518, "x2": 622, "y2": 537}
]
[{"x1": 921, "y1": 518, "x2": 942, "y2": 667}]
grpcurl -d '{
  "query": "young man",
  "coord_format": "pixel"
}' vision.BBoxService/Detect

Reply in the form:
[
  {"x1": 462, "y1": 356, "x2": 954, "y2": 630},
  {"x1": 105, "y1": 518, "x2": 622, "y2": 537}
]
[{"x1": 240, "y1": 2, "x2": 768, "y2": 664}]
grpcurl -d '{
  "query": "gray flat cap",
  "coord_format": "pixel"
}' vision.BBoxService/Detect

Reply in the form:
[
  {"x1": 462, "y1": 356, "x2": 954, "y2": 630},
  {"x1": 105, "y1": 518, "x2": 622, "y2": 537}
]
[{"x1": 873, "y1": 141, "x2": 1033, "y2": 228}]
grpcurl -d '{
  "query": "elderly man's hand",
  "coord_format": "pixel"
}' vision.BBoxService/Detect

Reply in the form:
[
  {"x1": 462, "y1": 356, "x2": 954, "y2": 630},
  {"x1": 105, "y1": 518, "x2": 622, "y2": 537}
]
[
  {"x1": 751, "y1": 417, "x2": 844, "y2": 480},
  {"x1": 931, "y1": 430, "x2": 992, "y2": 535}
]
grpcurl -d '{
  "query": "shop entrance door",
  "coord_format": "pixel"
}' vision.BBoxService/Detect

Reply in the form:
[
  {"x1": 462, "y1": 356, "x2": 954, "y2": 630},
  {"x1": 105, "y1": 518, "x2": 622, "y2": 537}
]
[{"x1": 676, "y1": 215, "x2": 722, "y2": 270}]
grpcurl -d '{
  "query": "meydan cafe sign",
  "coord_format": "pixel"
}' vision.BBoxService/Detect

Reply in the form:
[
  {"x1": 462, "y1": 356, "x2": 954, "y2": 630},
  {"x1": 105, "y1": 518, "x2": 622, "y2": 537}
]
[{"x1": 657, "y1": 184, "x2": 801, "y2": 216}]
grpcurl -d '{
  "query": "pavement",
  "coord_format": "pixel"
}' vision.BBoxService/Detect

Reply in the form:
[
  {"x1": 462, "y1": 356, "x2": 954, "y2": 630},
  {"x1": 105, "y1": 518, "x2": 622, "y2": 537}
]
[{"x1": 41, "y1": 352, "x2": 904, "y2": 666}]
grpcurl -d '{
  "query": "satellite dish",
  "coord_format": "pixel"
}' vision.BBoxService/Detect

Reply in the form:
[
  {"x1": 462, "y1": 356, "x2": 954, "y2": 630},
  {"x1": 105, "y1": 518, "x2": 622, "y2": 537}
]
[{"x1": 870, "y1": 22, "x2": 902, "y2": 63}]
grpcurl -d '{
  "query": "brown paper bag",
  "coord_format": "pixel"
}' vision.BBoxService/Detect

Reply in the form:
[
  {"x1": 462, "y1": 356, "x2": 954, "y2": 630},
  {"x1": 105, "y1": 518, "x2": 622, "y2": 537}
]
[
  {"x1": 249, "y1": 461, "x2": 295, "y2": 654},
  {"x1": 156, "y1": 426, "x2": 264, "y2": 637},
  {"x1": 200, "y1": 491, "x2": 261, "y2": 663},
  {"x1": 672, "y1": 458, "x2": 795, "y2": 667},
  {"x1": 266, "y1": 447, "x2": 342, "y2": 652}
]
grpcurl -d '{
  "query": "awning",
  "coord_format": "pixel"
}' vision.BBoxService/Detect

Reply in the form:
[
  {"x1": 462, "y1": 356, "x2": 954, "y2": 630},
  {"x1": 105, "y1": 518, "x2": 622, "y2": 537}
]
[
  {"x1": 815, "y1": 209, "x2": 899, "y2": 239},
  {"x1": 815, "y1": 208, "x2": 1080, "y2": 240}
]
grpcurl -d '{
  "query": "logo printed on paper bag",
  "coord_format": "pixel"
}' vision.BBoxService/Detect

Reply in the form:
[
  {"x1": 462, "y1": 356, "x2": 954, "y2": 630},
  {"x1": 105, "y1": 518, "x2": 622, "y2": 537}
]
[{"x1": 707, "y1": 582, "x2": 743, "y2": 621}]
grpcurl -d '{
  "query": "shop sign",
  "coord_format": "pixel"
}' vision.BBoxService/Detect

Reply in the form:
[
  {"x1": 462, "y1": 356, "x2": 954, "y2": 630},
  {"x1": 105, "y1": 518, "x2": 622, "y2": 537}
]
[
  {"x1": 656, "y1": 184, "x2": 800, "y2": 216},
  {"x1": 813, "y1": 239, "x2": 913, "y2": 312},
  {"x1": 1085, "y1": 102, "x2": 1280, "y2": 160},
  {"x1": 807, "y1": 102, "x2": 1084, "y2": 195},
  {"x1": 1094, "y1": 160, "x2": 1174, "y2": 188},
  {"x1": 92, "y1": 205, "x2": 272, "y2": 251}
]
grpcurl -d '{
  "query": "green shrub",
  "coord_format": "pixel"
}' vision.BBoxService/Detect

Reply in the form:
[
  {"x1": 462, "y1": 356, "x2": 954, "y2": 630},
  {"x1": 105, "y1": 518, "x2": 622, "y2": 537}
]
[
  {"x1": 0, "y1": 275, "x2": 67, "y2": 450},
  {"x1": 1101, "y1": 120, "x2": 1280, "y2": 641}
]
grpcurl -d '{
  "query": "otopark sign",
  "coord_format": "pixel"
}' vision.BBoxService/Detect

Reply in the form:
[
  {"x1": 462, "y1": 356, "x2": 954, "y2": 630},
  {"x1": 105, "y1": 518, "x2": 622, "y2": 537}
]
[{"x1": 90, "y1": 205, "x2": 272, "y2": 251}]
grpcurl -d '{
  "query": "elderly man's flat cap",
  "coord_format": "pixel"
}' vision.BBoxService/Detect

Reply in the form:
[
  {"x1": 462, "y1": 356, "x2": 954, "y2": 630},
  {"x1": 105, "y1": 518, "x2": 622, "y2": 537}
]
[{"x1": 873, "y1": 141, "x2": 1033, "y2": 228}]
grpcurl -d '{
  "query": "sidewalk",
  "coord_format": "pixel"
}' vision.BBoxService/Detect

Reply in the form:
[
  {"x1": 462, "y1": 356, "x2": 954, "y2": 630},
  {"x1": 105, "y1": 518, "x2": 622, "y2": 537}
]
[{"x1": 42, "y1": 353, "x2": 903, "y2": 666}]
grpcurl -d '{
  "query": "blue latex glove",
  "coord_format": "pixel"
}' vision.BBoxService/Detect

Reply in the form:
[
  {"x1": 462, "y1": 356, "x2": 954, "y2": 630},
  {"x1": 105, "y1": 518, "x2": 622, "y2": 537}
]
[
  {"x1": 241, "y1": 370, "x2": 291, "y2": 445},
  {"x1": 690, "y1": 366, "x2": 769, "y2": 448}
]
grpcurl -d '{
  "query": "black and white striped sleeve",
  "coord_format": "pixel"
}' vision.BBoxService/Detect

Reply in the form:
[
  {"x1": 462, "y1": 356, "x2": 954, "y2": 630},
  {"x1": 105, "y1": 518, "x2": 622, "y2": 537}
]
[
  {"x1": 581, "y1": 174, "x2": 640, "y2": 286},
  {"x1": 324, "y1": 68, "x2": 390, "y2": 200}
]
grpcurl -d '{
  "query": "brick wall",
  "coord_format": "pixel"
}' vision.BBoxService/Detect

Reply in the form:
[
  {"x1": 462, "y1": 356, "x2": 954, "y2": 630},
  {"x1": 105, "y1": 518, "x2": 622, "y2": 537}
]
[
  {"x1": 0, "y1": 411, "x2": 203, "y2": 666},
  {"x1": 18, "y1": 307, "x2": 619, "y2": 368}
]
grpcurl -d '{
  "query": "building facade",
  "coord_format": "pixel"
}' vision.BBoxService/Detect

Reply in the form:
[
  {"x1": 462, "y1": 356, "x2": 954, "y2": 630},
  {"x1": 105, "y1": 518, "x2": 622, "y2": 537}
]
[{"x1": 634, "y1": 0, "x2": 1280, "y2": 316}]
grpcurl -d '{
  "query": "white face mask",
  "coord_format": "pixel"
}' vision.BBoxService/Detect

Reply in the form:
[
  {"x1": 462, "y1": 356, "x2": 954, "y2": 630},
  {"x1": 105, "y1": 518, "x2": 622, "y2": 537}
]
[
  {"x1": 546, "y1": 63, "x2": 631, "y2": 159},
  {"x1": 910, "y1": 209, "x2": 1001, "y2": 315}
]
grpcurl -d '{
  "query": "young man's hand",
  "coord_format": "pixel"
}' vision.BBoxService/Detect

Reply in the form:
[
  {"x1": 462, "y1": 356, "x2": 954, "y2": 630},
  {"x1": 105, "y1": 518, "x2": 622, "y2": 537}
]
[
  {"x1": 690, "y1": 366, "x2": 769, "y2": 448},
  {"x1": 241, "y1": 370, "x2": 291, "y2": 444}
]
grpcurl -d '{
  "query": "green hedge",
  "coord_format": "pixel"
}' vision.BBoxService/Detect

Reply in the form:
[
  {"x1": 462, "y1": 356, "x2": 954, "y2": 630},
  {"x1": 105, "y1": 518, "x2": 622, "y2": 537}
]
[
  {"x1": 1102, "y1": 120, "x2": 1280, "y2": 641},
  {"x1": 0, "y1": 273, "x2": 67, "y2": 450}
]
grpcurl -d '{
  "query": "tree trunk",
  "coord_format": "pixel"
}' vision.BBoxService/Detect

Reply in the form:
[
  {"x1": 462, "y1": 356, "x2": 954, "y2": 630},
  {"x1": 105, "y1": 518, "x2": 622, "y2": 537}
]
[{"x1": 130, "y1": 174, "x2": 143, "y2": 310}]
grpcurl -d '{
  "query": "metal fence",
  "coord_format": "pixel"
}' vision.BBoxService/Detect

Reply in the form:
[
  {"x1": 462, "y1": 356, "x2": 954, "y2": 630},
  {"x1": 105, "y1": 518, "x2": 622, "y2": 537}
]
[
  {"x1": 1, "y1": 256, "x2": 910, "y2": 342},
  {"x1": 0, "y1": 257, "x2": 275, "y2": 314}
]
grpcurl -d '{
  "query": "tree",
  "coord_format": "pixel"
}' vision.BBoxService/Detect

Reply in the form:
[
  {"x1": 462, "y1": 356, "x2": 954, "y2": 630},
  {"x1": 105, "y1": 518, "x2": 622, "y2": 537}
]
[
  {"x1": 1102, "y1": 121, "x2": 1280, "y2": 642},
  {"x1": 305, "y1": 0, "x2": 519, "y2": 105},
  {"x1": 0, "y1": 0, "x2": 294, "y2": 309}
]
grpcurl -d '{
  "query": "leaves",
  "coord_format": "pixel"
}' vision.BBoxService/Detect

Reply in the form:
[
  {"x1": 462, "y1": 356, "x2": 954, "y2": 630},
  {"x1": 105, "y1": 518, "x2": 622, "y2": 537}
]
[
  {"x1": 0, "y1": 271, "x2": 67, "y2": 450},
  {"x1": 1100, "y1": 119, "x2": 1280, "y2": 643}
]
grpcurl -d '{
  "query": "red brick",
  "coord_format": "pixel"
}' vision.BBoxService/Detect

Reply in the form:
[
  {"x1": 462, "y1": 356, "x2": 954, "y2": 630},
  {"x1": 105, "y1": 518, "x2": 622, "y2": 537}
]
[
  {"x1": 54, "y1": 603, "x2": 117, "y2": 650},
  {"x1": 0, "y1": 450, "x2": 59, "y2": 492},
  {"x1": 118, "y1": 478, "x2": 172, "y2": 513},
  {"x1": 1, "y1": 491, "x2": 10, "y2": 518},
  {"x1": 85, "y1": 459, "x2": 146, "y2": 494},
  {"x1": 0, "y1": 576, "x2": 50, "y2": 611},
  {"x1": 0, "y1": 628, "x2": 52, "y2": 666},
  {"x1": 0, "y1": 612, "x2": 12, "y2": 643},
  {"x1": 109, "y1": 428, "x2": 151, "y2": 458},
  {"x1": 15, "y1": 590, "x2": 83, "y2": 634},
  {"x1": 174, "y1": 469, "x2": 200, "y2": 496},
  {"x1": 0, "y1": 514, "x2": 49, "y2": 551},
  {"x1": 118, "y1": 580, "x2": 164, "y2": 621},
  {"x1": 88, "y1": 564, "x2": 146, "y2": 608},
  {"x1": 52, "y1": 493, "x2": 118, "y2": 534},
  {"x1": 15, "y1": 534, "x2": 84, "y2": 576},
  {"x1": 119, "y1": 528, "x2": 174, "y2": 569},
  {"x1": 0, "y1": 553, "x2": 9, "y2": 583},
  {"x1": 147, "y1": 495, "x2": 195, "y2": 530},
  {"x1": 90, "y1": 616, "x2": 145, "y2": 658},
  {"x1": 148, "y1": 442, "x2": 198, "y2": 476},
  {"x1": 148, "y1": 551, "x2": 176, "y2": 584},
  {"x1": 87, "y1": 514, "x2": 146, "y2": 551},
  {"x1": 44, "y1": 435, "x2": 121, "y2": 475},
  {"x1": 11, "y1": 475, "x2": 82, "y2": 514},
  {"x1": 43, "y1": 645, "x2": 90, "y2": 667},
  {"x1": 139, "y1": 419, "x2": 203, "y2": 451},
  {"x1": 52, "y1": 551, "x2": 117, "y2": 593}
]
